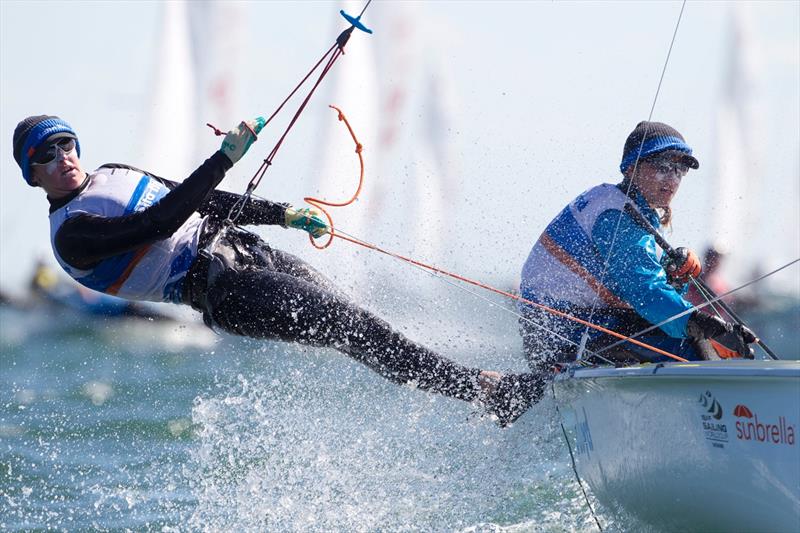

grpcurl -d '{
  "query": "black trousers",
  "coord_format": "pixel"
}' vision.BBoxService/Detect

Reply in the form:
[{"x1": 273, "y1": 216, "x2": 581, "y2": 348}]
[
  {"x1": 184, "y1": 227, "x2": 482, "y2": 402},
  {"x1": 518, "y1": 306, "x2": 667, "y2": 371}
]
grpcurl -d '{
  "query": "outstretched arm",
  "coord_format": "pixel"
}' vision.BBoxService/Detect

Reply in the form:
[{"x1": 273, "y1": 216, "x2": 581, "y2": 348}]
[
  {"x1": 198, "y1": 190, "x2": 289, "y2": 226},
  {"x1": 101, "y1": 165, "x2": 290, "y2": 227},
  {"x1": 56, "y1": 118, "x2": 264, "y2": 270}
]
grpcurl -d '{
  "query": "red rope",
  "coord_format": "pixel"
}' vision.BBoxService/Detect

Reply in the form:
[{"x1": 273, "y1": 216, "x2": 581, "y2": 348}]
[
  {"x1": 332, "y1": 232, "x2": 689, "y2": 363},
  {"x1": 250, "y1": 45, "x2": 345, "y2": 193},
  {"x1": 296, "y1": 106, "x2": 685, "y2": 362}
]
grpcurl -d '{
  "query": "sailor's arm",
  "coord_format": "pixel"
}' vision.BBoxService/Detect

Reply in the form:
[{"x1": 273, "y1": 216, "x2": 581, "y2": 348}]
[
  {"x1": 55, "y1": 117, "x2": 265, "y2": 270},
  {"x1": 138, "y1": 167, "x2": 290, "y2": 227},
  {"x1": 156, "y1": 182, "x2": 326, "y2": 237},
  {"x1": 199, "y1": 190, "x2": 289, "y2": 226},
  {"x1": 55, "y1": 151, "x2": 233, "y2": 269},
  {"x1": 592, "y1": 210, "x2": 694, "y2": 337}
]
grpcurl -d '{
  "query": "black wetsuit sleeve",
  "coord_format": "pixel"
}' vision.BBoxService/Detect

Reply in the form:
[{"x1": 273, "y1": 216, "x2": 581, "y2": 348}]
[
  {"x1": 55, "y1": 151, "x2": 232, "y2": 270},
  {"x1": 198, "y1": 190, "x2": 288, "y2": 226},
  {"x1": 151, "y1": 177, "x2": 288, "y2": 226}
]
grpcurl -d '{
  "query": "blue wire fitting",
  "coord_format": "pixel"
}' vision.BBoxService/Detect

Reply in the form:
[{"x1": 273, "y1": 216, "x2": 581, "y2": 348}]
[{"x1": 340, "y1": 10, "x2": 373, "y2": 34}]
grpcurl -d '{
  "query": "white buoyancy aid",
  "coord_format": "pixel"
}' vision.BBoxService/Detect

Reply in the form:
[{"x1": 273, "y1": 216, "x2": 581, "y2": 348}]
[
  {"x1": 49, "y1": 166, "x2": 204, "y2": 303},
  {"x1": 520, "y1": 183, "x2": 642, "y2": 310}
]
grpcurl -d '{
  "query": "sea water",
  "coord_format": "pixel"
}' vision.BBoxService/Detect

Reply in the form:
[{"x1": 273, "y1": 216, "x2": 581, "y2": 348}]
[{"x1": 2, "y1": 284, "x2": 797, "y2": 531}]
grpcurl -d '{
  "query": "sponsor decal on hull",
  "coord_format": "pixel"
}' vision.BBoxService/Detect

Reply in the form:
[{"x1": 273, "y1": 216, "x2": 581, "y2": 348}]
[
  {"x1": 734, "y1": 404, "x2": 796, "y2": 446},
  {"x1": 568, "y1": 406, "x2": 594, "y2": 457},
  {"x1": 698, "y1": 390, "x2": 729, "y2": 448},
  {"x1": 575, "y1": 407, "x2": 594, "y2": 456}
]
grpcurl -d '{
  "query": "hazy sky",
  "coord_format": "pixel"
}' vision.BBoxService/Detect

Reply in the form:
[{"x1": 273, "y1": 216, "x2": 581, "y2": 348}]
[{"x1": 1, "y1": 1, "x2": 798, "y2": 298}]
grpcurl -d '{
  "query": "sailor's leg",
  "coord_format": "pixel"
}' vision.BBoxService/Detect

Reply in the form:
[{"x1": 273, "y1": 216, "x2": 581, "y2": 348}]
[
  {"x1": 207, "y1": 268, "x2": 484, "y2": 402},
  {"x1": 261, "y1": 247, "x2": 343, "y2": 295}
]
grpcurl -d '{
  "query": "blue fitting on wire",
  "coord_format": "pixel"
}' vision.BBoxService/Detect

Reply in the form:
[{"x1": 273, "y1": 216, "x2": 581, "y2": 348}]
[{"x1": 340, "y1": 10, "x2": 373, "y2": 34}]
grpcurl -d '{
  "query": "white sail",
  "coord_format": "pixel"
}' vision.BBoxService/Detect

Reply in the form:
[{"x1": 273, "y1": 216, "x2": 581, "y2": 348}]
[
  {"x1": 710, "y1": 3, "x2": 765, "y2": 283},
  {"x1": 187, "y1": 1, "x2": 244, "y2": 172},
  {"x1": 368, "y1": 2, "x2": 459, "y2": 263},
  {"x1": 311, "y1": 2, "x2": 459, "y2": 287},
  {"x1": 141, "y1": 0, "x2": 196, "y2": 180},
  {"x1": 141, "y1": 1, "x2": 243, "y2": 183}
]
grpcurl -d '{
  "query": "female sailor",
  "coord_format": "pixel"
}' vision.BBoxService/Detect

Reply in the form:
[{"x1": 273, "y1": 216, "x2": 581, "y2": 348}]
[
  {"x1": 518, "y1": 121, "x2": 755, "y2": 371},
  {"x1": 14, "y1": 115, "x2": 543, "y2": 426}
]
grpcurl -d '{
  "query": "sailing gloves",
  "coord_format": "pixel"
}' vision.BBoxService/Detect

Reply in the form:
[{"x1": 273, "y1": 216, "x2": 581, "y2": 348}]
[
  {"x1": 285, "y1": 207, "x2": 329, "y2": 238},
  {"x1": 220, "y1": 117, "x2": 266, "y2": 165},
  {"x1": 687, "y1": 311, "x2": 757, "y2": 357},
  {"x1": 661, "y1": 247, "x2": 702, "y2": 285}
]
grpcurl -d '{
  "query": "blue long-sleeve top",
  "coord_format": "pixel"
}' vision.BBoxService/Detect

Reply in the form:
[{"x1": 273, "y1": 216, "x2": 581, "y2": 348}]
[{"x1": 592, "y1": 189, "x2": 693, "y2": 337}]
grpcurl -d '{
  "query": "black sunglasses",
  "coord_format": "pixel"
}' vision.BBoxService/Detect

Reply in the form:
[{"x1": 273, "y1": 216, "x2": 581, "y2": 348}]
[
  {"x1": 31, "y1": 138, "x2": 77, "y2": 165},
  {"x1": 645, "y1": 157, "x2": 689, "y2": 177}
]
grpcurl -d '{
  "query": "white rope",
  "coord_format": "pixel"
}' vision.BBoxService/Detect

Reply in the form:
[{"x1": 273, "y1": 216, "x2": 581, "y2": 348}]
[
  {"x1": 578, "y1": 0, "x2": 688, "y2": 360},
  {"x1": 594, "y1": 257, "x2": 799, "y2": 355}
]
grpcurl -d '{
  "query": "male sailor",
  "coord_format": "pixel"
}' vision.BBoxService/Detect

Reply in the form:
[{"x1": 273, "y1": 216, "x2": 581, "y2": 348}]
[
  {"x1": 14, "y1": 115, "x2": 543, "y2": 426},
  {"x1": 519, "y1": 121, "x2": 756, "y2": 371}
]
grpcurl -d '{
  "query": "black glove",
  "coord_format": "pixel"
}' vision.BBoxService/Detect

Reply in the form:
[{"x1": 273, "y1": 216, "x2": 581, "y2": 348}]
[
  {"x1": 687, "y1": 311, "x2": 757, "y2": 358},
  {"x1": 687, "y1": 311, "x2": 755, "y2": 341}
]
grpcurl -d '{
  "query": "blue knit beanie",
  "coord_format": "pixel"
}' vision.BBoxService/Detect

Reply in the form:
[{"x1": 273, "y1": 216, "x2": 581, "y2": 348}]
[
  {"x1": 620, "y1": 121, "x2": 699, "y2": 175},
  {"x1": 13, "y1": 115, "x2": 81, "y2": 186}
]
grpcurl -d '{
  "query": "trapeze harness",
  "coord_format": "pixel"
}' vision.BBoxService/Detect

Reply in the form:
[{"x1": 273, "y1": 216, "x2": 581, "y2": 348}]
[
  {"x1": 47, "y1": 153, "x2": 489, "y2": 403},
  {"x1": 518, "y1": 183, "x2": 698, "y2": 369}
]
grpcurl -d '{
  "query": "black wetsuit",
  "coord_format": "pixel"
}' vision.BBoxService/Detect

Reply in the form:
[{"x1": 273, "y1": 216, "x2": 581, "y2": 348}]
[
  {"x1": 519, "y1": 306, "x2": 664, "y2": 371},
  {"x1": 49, "y1": 153, "x2": 486, "y2": 403}
]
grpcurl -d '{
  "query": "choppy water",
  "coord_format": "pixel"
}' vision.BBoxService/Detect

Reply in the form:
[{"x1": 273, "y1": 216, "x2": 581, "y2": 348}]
[{"x1": 1, "y1": 291, "x2": 797, "y2": 531}]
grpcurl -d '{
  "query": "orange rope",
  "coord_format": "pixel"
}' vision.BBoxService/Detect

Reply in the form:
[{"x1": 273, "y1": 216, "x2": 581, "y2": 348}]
[
  {"x1": 332, "y1": 232, "x2": 688, "y2": 363},
  {"x1": 301, "y1": 106, "x2": 686, "y2": 363},
  {"x1": 303, "y1": 105, "x2": 364, "y2": 249}
]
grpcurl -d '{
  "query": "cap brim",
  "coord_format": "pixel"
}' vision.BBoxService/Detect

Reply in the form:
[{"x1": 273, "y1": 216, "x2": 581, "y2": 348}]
[
  {"x1": 680, "y1": 153, "x2": 700, "y2": 170},
  {"x1": 44, "y1": 132, "x2": 77, "y2": 143},
  {"x1": 657, "y1": 149, "x2": 699, "y2": 170}
]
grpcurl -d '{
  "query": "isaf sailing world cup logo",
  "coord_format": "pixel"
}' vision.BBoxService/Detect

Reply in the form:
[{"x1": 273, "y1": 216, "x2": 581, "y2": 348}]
[{"x1": 699, "y1": 390, "x2": 728, "y2": 448}]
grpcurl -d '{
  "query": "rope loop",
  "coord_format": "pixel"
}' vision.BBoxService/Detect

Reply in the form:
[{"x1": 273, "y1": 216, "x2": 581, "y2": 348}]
[{"x1": 303, "y1": 105, "x2": 365, "y2": 250}]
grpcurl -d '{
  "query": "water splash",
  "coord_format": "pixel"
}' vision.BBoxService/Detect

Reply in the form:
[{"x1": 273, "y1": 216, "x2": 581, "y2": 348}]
[{"x1": 186, "y1": 342, "x2": 596, "y2": 531}]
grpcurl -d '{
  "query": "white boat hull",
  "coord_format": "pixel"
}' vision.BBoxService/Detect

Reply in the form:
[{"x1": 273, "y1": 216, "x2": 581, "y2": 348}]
[{"x1": 553, "y1": 360, "x2": 800, "y2": 532}]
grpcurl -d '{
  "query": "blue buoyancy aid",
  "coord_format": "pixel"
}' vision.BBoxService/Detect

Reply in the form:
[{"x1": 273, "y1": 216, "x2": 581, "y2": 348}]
[{"x1": 519, "y1": 183, "x2": 694, "y2": 341}]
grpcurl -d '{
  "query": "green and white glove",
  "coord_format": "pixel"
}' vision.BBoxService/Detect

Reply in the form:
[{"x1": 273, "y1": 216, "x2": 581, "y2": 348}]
[
  {"x1": 285, "y1": 207, "x2": 329, "y2": 239},
  {"x1": 220, "y1": 117, "x2": 266, "y2": 164}
]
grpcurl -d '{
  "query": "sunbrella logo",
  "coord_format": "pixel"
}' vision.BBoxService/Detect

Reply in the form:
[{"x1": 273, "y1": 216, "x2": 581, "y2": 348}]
[{"x1": 734, "y1": 404, "x2": 796, "y2": 446}]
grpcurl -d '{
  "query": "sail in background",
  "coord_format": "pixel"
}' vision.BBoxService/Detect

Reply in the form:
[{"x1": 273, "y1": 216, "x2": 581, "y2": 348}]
[
  {"x1": 140, "y1": 1, "x2": 242, "y2": 183},
  {"x1": 140, "y1": 1, "x2": 196, "y2": 180},
  {"x1": 369, "y1": 1, "x2": 460, "y2": 262},
  {"x1": 187, "y1": 1, "x2": 245, "y2": 179},
  {"x1": 710, "y1": 2, "x2": 765, "y2": 284},
  {"x1": 311, "y1": 1, "x2": 460, "y2": 286}
]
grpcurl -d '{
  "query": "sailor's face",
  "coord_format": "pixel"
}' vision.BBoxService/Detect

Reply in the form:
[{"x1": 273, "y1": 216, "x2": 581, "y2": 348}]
[
  {"x1": 30, "y1": 137, "x2": 85, "y2": 198},
  {"x1": 635, "y1": 156, "x2": 688, "y2": 208}
]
